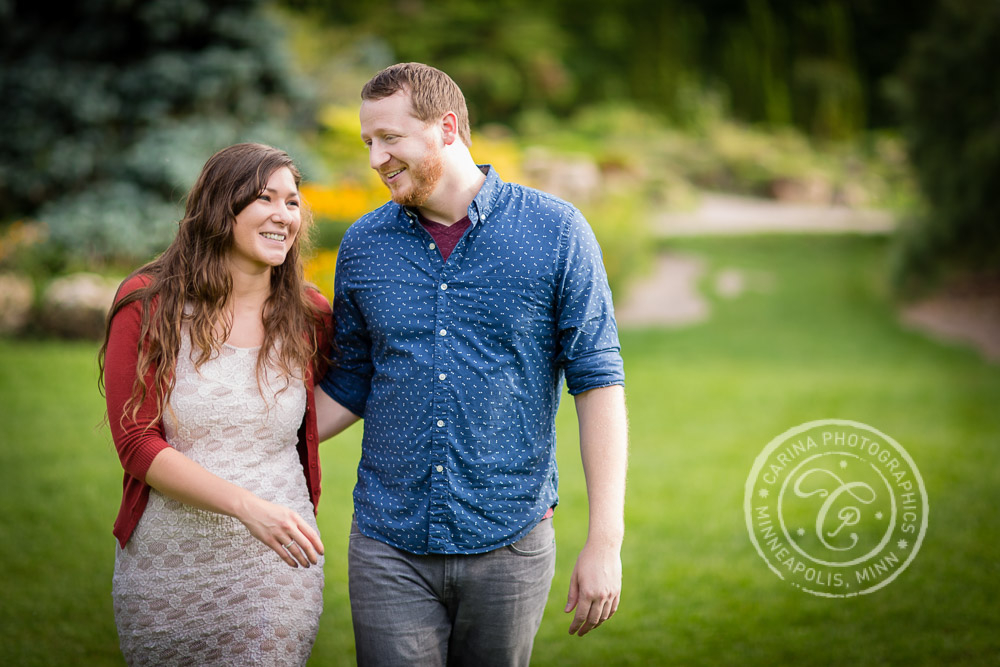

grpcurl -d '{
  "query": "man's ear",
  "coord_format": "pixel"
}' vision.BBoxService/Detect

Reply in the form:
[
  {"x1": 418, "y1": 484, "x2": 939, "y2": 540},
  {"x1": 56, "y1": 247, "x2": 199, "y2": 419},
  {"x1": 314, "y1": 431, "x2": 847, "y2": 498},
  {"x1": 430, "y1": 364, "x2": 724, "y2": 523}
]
[{"x1": 440, "y1": 111, "x2": 459, "y2": 146}]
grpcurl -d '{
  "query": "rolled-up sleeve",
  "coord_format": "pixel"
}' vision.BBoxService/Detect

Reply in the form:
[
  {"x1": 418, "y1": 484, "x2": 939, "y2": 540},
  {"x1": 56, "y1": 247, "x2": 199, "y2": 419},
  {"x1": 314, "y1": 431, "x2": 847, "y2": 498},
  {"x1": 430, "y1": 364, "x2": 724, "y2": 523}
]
[
  {"x1": 319, "y1": 234, "x2": 373, "y2": 416},
  {"x1": 554, "y1": 210, "x2": 625, "y2": 395}
]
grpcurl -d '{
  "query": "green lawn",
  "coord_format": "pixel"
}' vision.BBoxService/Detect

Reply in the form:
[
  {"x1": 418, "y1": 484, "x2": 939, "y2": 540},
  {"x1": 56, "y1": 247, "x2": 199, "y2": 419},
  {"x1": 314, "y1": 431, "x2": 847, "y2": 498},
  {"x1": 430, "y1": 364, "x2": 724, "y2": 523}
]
[{"x1": 1, "y1": 235, "x2": 998, "y2": 665}]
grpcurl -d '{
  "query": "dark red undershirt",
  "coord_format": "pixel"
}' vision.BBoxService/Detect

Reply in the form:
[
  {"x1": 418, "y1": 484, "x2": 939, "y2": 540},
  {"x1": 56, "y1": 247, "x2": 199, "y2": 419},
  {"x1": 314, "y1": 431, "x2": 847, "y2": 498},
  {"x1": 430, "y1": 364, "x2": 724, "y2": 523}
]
[
  {"x1": 417, "y1": 210, "x2": 555, "y2": 521},
  {"x1": 418, "y1": 212, "x2": 471, "y2": 262}
]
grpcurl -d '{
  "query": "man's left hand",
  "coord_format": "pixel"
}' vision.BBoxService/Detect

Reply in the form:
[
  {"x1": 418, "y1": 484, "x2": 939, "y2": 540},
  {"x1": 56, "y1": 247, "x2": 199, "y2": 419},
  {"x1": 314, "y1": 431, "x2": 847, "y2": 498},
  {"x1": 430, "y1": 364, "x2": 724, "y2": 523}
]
[{"x1": 565, "y1": 542, "x2": 622, "y2": 636}]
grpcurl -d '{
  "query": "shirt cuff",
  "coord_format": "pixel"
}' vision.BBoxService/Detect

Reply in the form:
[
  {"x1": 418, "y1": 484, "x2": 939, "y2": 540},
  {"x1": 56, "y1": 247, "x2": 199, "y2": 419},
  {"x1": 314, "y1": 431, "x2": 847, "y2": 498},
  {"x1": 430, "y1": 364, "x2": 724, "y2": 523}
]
[
  {"x1": 318, "y1": 369, "x2": 369, "y2": 417},
  {"x1": 564, "y1": 350, "x2": 626, "y2": 395}
]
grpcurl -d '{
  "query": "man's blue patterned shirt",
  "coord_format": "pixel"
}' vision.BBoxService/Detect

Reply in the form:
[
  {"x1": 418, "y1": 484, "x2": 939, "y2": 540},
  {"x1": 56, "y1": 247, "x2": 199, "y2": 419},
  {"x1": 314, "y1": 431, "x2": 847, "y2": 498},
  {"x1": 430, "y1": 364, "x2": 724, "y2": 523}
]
[{"x1": 320, "y1": 166, "x2": 624, "y2": 554}]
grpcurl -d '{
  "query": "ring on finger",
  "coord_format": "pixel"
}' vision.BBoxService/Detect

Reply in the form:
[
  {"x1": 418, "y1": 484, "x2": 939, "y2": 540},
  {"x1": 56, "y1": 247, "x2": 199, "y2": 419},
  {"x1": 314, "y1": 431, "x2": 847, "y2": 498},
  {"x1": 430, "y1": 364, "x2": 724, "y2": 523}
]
[{"x1": 282, "y1": 540, "x2": 295, "y2": 549}]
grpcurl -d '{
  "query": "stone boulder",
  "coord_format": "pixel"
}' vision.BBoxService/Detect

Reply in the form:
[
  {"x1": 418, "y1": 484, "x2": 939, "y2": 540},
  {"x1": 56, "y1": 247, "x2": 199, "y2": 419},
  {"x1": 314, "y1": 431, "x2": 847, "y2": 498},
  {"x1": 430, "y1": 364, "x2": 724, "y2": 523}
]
[
  {"x1": 768, "y1": 176, "x2": 834, "y2": 205},
  {"x1": 522, "y1": 147, "x2": 602, "y2": 206},
  {"x1": 39, "y1": 273, "x2": 121, "y2": 339},
  {"x1": 0, "y1": 273, "x2": 34, "y2": 334}
]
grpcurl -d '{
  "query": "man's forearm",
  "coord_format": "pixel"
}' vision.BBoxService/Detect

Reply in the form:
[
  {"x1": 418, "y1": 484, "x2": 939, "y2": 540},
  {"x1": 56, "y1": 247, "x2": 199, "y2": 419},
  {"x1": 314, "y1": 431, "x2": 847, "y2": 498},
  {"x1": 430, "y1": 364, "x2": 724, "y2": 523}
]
[
  {"x1": 565, "y1": 383, "x2": 628, "y2": 636},
  {"x1": 574, "y1": 384, "x2": 628, "y2": 547}
]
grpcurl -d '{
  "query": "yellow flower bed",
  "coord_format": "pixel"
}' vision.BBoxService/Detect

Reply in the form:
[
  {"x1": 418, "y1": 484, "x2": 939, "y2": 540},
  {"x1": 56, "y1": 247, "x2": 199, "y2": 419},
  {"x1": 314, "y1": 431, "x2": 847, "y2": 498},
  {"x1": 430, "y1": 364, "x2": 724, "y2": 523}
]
[
  {"x1": 471, "y1": 132, "x2": 527, "y2": 184},
  {"x1": 303, "y1": 249, "x2": 337, "y2": 300},
  {"x1": 301, "y1": 178, "x2": 385, "y2": 223}
]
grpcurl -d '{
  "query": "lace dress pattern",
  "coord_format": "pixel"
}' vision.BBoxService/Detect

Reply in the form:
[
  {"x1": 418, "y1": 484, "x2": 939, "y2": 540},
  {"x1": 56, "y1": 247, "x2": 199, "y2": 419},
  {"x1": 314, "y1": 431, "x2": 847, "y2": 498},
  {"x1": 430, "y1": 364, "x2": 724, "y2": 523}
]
[{"x1": 112, "y1": 338, "x2": 323, "y2": 666}]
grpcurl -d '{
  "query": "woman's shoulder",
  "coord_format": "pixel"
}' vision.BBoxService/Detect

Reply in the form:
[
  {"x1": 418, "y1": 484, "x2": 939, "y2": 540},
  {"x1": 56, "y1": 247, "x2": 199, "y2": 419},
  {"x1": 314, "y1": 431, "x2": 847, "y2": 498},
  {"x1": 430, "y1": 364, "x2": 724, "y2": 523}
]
[
  {"x1": 303, "y1": 284, "x2": 332, "y2": 315},
  {"x1": 115, "y1": 273, "x2": 154, "y2": 302}
]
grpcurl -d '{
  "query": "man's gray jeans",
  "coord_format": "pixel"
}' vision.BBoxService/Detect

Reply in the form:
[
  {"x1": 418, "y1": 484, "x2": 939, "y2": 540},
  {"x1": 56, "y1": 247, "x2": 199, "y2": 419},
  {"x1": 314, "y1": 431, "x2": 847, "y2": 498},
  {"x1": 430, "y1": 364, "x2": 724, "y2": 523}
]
[{"x1": 348, "y1": 517, "x2": 556, "y2": 666}]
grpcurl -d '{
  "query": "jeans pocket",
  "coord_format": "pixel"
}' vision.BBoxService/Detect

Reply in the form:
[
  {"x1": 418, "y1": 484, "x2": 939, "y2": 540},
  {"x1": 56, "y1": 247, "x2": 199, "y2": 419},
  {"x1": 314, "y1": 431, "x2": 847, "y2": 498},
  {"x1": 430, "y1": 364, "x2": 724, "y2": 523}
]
[{"x1": 507, "y1": 518, "x2": 555, "y2": 556}]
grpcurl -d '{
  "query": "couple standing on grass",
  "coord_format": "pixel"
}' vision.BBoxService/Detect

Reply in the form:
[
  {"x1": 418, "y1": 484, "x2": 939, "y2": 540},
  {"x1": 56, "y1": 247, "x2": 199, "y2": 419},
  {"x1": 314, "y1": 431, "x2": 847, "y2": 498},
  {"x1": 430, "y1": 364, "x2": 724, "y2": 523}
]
[{"x1": 101, "y1": 62, "x2": 628, "y2": 667}]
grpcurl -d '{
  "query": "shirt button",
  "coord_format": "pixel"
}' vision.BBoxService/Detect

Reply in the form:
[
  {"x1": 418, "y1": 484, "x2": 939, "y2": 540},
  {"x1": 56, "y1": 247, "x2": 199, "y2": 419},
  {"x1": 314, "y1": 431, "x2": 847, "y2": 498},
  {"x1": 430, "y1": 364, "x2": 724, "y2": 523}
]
[
  {"x1": 435, "y1": 465, "x2": 444, "y2": 473},
  {"x1": 436, "y1": 419, "x2": 445, "y2": 427},
  {"x1": 440, "y1": 283, "x2": 448, "y2": 290},
  {"x1": 429, "y1": 242, "x2": 436, "y2": 250},
  {"x1": 439, "y1": 328, "x2": 447, "y2": 336},
  {"x1": 438, "y1": 373, "x2": 447, "y2": 381}
]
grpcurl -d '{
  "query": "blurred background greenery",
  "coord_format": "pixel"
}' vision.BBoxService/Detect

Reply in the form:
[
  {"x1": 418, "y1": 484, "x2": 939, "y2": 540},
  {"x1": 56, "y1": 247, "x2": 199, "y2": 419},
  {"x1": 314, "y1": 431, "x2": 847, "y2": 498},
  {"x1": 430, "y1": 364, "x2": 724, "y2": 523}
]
[
  {"x1": 3, "y1": 0, "x2": 996, "y2": 300},
  {"x1": 1, "y1": 0, "x2": 998, "y2": 665}
]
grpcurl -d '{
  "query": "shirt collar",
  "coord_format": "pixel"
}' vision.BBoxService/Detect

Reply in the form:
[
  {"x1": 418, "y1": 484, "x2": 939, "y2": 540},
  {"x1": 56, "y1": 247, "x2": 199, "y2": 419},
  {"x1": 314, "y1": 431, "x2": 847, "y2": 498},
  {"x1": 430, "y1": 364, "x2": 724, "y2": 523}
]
[
  {"x1": 469, "y1": 164, "x2": 502, "y2": 226},
  {"x1": 399, "y1": 164, "x2": 503, "y2": 228}
]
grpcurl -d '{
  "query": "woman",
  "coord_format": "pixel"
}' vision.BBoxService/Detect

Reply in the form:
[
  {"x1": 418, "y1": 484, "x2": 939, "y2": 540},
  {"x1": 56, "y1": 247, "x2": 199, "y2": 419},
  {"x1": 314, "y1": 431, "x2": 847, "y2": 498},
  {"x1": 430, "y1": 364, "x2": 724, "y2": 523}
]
[{"x1": 99, "y1": 143, "x2": 332, "y2": 666}]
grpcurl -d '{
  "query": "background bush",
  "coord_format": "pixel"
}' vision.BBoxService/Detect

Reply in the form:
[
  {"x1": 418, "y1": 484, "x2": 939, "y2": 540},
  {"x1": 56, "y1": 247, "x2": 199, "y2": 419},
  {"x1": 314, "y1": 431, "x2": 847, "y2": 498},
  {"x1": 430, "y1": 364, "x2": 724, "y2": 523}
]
[
  {"x1": 892, "y1": 0, "x2": 1000, "y2": 292},
  {"x1": 280, "y1": 0, "x2": 938, "y2": 139},
  {"x1": 0, "y1": 0, "x2": 321, "y2": 267}
]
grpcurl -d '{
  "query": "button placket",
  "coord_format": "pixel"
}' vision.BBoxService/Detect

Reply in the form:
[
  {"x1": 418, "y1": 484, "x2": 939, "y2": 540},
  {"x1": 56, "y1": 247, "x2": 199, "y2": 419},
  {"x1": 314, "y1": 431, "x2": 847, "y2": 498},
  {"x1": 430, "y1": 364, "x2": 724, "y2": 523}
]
[{"x1": 428, "y1": 257, "x2": 454, "y2": 533}]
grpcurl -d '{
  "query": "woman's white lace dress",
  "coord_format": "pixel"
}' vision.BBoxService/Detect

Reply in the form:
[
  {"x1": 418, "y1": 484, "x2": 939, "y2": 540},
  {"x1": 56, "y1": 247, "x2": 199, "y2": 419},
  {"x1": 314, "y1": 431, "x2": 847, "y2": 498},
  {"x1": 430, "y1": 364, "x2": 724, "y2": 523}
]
[{"x1": 112, "y1": 338, "x2": 324, "y2": 666}]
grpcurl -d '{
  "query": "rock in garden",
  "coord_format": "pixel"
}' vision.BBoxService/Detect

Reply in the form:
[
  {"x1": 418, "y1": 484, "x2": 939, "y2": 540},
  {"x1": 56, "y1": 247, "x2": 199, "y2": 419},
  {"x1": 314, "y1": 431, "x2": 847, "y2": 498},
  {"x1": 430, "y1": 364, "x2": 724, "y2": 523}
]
[
  {"x1": 39, "y1": 273, "x2": 120, "y2": 339},
  {"x1": 0, "y1": 273, "x2": 34, "y2": 334},
  {"x1": 522, "y1": 148, "x2": 602, "y2": 205},
  {"x1": 768, "y1": 176, "x2": 833, "y2": 204}
]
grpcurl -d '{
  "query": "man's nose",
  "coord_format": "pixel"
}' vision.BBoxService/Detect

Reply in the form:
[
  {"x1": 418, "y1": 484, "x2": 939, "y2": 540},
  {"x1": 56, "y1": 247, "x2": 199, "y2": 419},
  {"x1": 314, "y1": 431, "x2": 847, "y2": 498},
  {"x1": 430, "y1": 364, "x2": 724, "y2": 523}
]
[{"x1": 369, "y1": 142, "x2": 389, "y2": 170}]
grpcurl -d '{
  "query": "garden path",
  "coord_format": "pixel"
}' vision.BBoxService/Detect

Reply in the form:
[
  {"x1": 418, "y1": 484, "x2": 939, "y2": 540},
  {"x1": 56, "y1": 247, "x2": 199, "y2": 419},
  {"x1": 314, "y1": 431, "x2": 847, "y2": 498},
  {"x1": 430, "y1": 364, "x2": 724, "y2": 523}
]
[{"x1": 615, "y1": 192, "x2": 1000, "y2": 364}]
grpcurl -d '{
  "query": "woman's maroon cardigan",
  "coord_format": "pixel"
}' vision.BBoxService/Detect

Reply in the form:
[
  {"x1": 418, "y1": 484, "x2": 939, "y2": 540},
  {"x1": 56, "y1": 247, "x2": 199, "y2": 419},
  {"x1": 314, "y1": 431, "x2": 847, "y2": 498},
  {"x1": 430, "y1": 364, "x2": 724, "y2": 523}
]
[{"x1": 103, "y1": 274, "x2": 332, "y2": 547}]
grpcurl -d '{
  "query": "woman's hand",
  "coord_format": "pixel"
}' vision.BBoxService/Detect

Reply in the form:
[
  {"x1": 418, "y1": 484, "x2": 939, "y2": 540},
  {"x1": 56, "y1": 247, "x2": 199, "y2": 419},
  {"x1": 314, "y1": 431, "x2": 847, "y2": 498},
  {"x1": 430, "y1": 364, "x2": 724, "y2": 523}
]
[
  {"x1": 144, "y1": 447, "x2": 325, "y2": 568},
  {"x1": 235, "y1": 495, "x2": 326, "y2": 568}
]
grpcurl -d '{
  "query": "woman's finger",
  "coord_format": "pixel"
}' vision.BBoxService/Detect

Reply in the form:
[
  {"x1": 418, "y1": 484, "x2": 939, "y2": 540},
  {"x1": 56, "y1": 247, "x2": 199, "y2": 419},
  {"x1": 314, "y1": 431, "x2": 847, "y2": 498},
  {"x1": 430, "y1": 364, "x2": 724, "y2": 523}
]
[
  {"x1": 274, "y1": 538, "x2": 299, "y2": 568},
  {"x1": 283, "y1": 521, "x2": 324, "y2": 567},
  {"x1": 297, "y1": 520, "x2": 325, "y2": 561},
  {"x1": 282, "y1": 539, "x2": 311, "y2": 568}
]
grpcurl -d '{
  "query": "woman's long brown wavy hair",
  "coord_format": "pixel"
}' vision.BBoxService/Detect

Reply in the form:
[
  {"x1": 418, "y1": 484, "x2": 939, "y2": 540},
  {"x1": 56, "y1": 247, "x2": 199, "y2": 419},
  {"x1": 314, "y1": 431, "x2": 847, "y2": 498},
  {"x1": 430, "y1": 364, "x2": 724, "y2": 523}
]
[{"x1": 98, "y1": 142, "x2": 325, "y2": 424}]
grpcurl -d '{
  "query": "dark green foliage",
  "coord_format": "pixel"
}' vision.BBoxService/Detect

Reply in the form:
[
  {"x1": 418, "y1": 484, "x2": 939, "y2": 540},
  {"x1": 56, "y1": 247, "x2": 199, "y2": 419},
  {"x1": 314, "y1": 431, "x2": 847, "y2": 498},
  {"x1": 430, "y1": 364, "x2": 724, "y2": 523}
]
[
  {"x1": 893, "y1": 0, "x2": 1000, "y2": 290},
  {"x1": 0, "y1": 0, "x2": 319, "y2": 263},
  {"x1": 282, "y1": 0, "x2": 935, "y2": 139}
]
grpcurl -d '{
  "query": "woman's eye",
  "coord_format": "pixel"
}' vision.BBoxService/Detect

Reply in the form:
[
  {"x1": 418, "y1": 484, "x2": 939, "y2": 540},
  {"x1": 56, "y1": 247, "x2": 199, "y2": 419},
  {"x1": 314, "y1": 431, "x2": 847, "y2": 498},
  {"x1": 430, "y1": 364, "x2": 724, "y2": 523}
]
[
  {"x1": 288, "y1": 200, "x2": 299, "y2": 208},
  {"x1": 258, "y1": 194, "x2": 272, "y2": 202}
]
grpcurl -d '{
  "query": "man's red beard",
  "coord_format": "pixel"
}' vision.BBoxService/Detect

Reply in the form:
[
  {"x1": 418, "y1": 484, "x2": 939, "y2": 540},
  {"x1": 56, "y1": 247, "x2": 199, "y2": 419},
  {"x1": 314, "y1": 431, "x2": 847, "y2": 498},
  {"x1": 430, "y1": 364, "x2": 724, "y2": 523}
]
[{"x1": 389, "y1": 146, "x2": 445, "y2": 208}]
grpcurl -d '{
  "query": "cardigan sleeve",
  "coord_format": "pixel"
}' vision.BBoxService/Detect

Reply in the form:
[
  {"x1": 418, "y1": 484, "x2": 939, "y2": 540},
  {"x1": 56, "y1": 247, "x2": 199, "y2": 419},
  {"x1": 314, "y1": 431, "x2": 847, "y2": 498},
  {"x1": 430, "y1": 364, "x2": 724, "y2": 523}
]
[
  {"x1": 104, "y1": 276, "x2": 172, "y2": 483},
  {"x1": 306, "y1": 286, "x2": 334, "y2": 379},
  {"x1": 295, "y1": 286, "x2": 333, "y2": 513}
]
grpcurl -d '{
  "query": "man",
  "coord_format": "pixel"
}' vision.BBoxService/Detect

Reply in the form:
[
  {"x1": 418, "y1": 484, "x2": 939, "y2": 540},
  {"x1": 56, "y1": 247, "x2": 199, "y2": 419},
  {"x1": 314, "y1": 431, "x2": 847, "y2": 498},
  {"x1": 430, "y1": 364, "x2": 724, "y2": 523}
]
[{"x1": 316, "y1": 62, "x2": 628, "y2": 666}]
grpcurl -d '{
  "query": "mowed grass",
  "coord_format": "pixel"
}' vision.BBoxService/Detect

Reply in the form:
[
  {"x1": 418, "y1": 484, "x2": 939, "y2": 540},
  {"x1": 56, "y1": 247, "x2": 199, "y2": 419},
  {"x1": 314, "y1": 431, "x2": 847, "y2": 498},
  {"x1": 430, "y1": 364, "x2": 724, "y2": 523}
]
[{"x1": 1, "y1": 234, "x2": 998, "y2": 665}]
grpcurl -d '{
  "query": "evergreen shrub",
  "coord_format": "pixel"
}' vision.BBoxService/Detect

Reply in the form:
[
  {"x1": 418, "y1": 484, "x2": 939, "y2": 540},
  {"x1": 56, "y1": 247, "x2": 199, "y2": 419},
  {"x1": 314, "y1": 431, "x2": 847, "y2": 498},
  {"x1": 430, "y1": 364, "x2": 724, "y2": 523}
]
[{"x1": 893, "y1": 0, "x2": 1000, "y2": 291}]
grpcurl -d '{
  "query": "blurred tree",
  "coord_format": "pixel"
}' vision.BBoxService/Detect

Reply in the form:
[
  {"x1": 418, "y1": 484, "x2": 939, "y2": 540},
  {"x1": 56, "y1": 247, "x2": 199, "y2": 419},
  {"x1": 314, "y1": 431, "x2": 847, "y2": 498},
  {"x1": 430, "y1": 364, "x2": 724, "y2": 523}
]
[
  {"x1": 893, "y1": 0, "x2": 1000, "y2": 289},
  {"x1": 281, "y1": 0, "x2": 572, "y2": 125},
  {"x1": 0, "y1": 0, "x2": 319, "y2": 264},
  {"x1": 279, "y1": 0, "x2": 935, "y2": 140}
]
